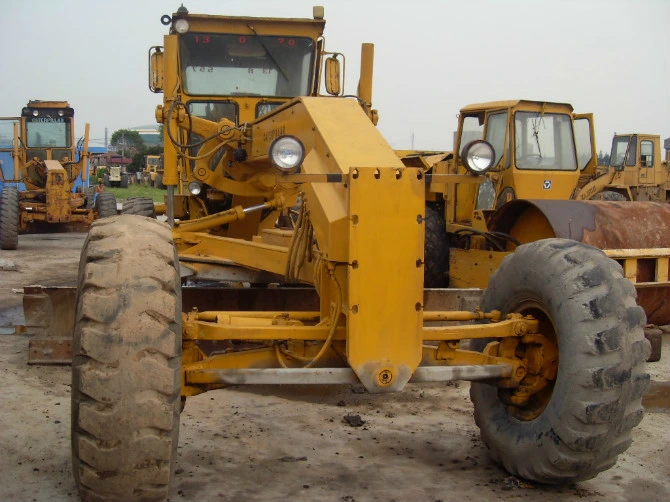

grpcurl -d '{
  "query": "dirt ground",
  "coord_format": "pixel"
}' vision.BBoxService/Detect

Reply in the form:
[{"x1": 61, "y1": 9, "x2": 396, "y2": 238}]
[{"x1": 0, "y1": 233, "x2": 669, "y2": 502}]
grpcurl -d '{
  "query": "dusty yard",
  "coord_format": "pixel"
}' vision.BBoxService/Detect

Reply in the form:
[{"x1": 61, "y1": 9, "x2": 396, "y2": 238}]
[{"x1": 0, "y1": 233, "x2": 668, "y2": 502}]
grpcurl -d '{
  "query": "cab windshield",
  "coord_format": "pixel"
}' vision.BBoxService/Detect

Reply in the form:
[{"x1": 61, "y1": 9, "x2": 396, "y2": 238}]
[
  {"x1": 180, "y1": 33, "x2": 316, "y2": 97},
  {"x1": 514, "y1": 112, "x2": 576, "y2": 171},
  {"x1": 26, "y1": 116, "x2": 71, "y2": 148},
  {"x1": 609, "y1": 135, "x2": 635, "y2": 168}
]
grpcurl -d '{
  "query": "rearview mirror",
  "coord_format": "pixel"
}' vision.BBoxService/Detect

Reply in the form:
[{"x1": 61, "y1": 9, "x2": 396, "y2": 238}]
[
  {"x1": 149, "y1": 47, "x2": 164, "y2": 93},
  {"x1": 325, "y1": 56, "x2": 341, "y2": 96}
]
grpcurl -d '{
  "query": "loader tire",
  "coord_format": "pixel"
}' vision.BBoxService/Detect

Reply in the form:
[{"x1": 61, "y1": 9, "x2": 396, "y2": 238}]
[
  {"x1": 424, "y1": 203, "x2": 449, "y2": 287},
  {"x1": 71, "y1": 215, "x2": 182, "y2": 502},
  {"x1": 594, "y1": 190, "x2": 627, "y2": 201},
  {"x1": 156, "y1": 174, "x2": 165, "y2": 189},
  {"x1": 95, "y1": 192, "x2": 117, "y2": 218},
  {"x1": 0, "y1": 186, "x2": 19, "y2": 250},
  {"x1": 470, "y1": 238, "x2": 650, "y2": 484},
  {"x1": 120, "y1": 173, "x2": 129, "y2": 189},
  {"x1": 103, "y1": 174, "x2": 110, "y2": 187},
  {"x1": 122, "y1": 196, "x2": 156, "y2": 218}
]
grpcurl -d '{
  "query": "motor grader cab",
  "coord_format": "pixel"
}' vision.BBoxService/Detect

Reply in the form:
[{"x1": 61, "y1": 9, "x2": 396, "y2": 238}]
[
  {"x1": 0, "y1": 100, "x2": 117, "y2": 250},
  {"x1": 67, "y1": 7, "x2": 651, "y2": 501}
]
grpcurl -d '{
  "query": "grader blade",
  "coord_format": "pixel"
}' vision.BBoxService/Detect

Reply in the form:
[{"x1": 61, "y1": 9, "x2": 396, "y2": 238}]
[
  {"x1": 489, "y1": 199, "x2": 670, "y2": 325},
  {"x1": 23, "y1": 285, "x2": 482, "y2": 364}
]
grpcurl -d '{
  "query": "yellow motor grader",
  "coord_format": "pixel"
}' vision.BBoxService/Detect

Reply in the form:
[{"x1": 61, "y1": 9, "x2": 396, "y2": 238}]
[
  {"x1": 68, "y1": 6, "x2": 651, "y2": 502},
  {"x1": 0, "y1": 100, "x2": 117, "y2": 250}
]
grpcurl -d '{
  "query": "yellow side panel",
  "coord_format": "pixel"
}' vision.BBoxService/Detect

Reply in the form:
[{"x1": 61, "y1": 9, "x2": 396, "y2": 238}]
[
  {"x1": 346, "y1": 166, "x2": 424, "y2": 393},
  {"x1": 449, "y1": 248, "x2": 509, "y2": 289}
]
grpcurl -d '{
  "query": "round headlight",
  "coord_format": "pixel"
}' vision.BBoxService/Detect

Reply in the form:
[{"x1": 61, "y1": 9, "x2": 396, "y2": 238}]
[
  {"x1": 58, "y1": 109, "x2": 65, "y2": 117},
  {"x1": 174, "y1": 19, "x2": 190, "y2": 34},
  {"x1": 32, "y1": 110, "x2": 39, "y2": 117},
  {"x1": 269, "y1": 135, "x2": 305, "y2": 172},
  {"x1": 460, "y1": 140, "x2": 495, "y2": 174},
  {"x1": 188, "y1": 180, "x2": 202, "y2": 195}
]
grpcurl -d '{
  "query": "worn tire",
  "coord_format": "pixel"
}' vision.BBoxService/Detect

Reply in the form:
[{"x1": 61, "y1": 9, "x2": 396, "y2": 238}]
[
  {"x1": 594, "y1": 190, "x2": 627, "y2": 201},
  {"x1": 0, "y1": 186, "x2": 19, "y2": 250},
  {"x1": 470, "y1": 238, "x2": 650, "y2": 484},
  {"x1": 103, "y1": 174, "x2": 110, "y2": 187},
  {"x1": 95, "y1": 192, "x2": 117, "y2": 218},
  {"x1": 644, "y1": 328, "x2": 662, "y2": 362},
  {"x1": 424, "y1": 203, "x2": 449, "y2": 287},
  {"x1": 84, "y1": 187, "x2": 96, "y2": 209},
  {"x1": 122, "y1": 196, "x2": 156, "y2": 218},
  {"x1": 156, "y1": 174, "x2": 165, "y2": 189},
  {"x1": 121, "y1": 174, "x2": 129, "y2": 189},
  {"x1": 71, "y1": 215, "x2": 182, "y2": 502}
]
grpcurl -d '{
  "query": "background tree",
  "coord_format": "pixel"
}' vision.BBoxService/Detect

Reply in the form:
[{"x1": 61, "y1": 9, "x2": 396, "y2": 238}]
[
  {"x1": 110, "y1": 129, "x2": 144, "y2": 158},
  {"x1": 597, "y1": 150, "x2": 611, "y2": 166}
]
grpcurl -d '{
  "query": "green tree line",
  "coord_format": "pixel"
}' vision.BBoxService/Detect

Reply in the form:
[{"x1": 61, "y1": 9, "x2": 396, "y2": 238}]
[{"x1": 109, "y1": 127, "x2": 163, "y2": 173}]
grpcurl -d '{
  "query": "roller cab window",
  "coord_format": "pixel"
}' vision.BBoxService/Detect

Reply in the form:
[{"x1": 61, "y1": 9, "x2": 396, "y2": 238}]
[{"x1": 514, "y1": 112, "x2": 576, "y2": 171}]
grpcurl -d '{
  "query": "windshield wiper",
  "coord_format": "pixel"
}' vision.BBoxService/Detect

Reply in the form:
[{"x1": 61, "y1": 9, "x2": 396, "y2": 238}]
[
  {"x1": 531, "y1": 111, "x2": 544, "y2": 159},
  {"x1": 246, "y1": 24, "x2": 290, "y2": 82}
]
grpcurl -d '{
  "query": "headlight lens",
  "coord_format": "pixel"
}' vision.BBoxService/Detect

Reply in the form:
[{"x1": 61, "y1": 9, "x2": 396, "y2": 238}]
[
  {"x1": 174, "y1": 19, "x2": 190, "y2": 34},
  {"x1": 269, "y1": 135, "x2": 305, "y2": 172},
  {"x1": 188, "y1": 180, "x2": 202, "y2": 195},
  {"x1": 460, "y1": 140, "x2": 495, "y2": 174},
  {"x1": 32, "y1": 109, "x2": 39, "y2": 117}
]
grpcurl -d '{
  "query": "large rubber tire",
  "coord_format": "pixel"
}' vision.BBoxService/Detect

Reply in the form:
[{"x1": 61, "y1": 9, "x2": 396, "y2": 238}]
[
  {"x1": 122, "y1": 196, "x2": 156, "y2": 218},
  {"x1": 103, "y1": 174, "x2": 110, "y2": 188},
  {"x1": 84, "y1": 187, "x2": 96, "y2": 209},
  {"x1": 95, "y1": 192, "x2": 117, "y2": 219},
  {"x1": 71, "y1": 215, "x2": 182, "y2": 502},
  {"x1": 593, "y1": 190, "x2": 627, "y2": 201},
  {"x1": 470, "y1": 238, "x2": 650, "y2": 484},
  {"x1": 0, "y1": 186, "x2": 19, "y2": 250},
  {"x1": 156, "y1": 174, "x2": 165, "y2": 189},
  {"x1": 120, "y1": 174, "x2": 129, "y2": 189},
  {"x1": 424, "y1": 203, "x2": 449, "y2": 287}
]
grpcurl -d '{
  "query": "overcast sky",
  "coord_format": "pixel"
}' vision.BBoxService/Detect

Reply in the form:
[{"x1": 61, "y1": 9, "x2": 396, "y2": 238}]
[{"x1": 2, "y1": 0, "x2": 668, "y2": 154}]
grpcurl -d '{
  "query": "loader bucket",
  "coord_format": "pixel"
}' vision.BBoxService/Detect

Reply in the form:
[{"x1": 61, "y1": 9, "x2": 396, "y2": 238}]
[{"x1": 488, "y1": 199, "x2": 670, "y2": 325}]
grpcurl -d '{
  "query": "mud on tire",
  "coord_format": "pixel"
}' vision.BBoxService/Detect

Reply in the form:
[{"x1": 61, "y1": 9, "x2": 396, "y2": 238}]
[
  {"x1": 470, "y1": 238, "x2": 650, "y2": 484},
  {"x1": 0, "y1": 186, "x2": 19, "y2": 250},
  {"x1": 71, "y1": 215, "x2": 182, "y2": 502}
]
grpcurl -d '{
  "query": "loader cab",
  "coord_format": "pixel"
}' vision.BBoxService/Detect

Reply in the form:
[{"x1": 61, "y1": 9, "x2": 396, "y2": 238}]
[{"x1": 608, "y1": 134, "x2": 664, "y2": 188}]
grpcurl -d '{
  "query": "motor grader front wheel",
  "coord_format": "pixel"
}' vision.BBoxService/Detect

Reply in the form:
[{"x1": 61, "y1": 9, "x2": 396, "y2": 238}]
[
  {"x1": 470, "y1": 238, "x2": 650, "y2": 484},
  {"x1": 71, "y1": 215, "x2": 182, "y2": 502}
]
